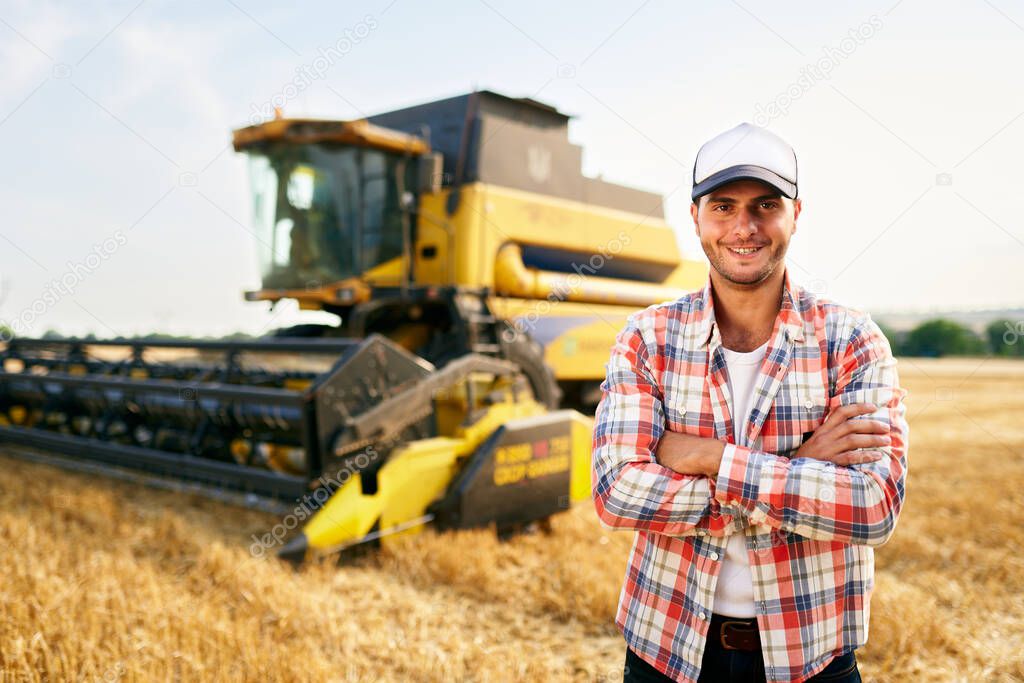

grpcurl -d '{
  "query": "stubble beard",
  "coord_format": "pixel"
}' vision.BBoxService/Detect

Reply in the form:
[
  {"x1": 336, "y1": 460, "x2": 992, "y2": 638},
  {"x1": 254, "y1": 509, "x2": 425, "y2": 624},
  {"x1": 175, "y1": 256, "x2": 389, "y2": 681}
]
[{"x1": 703, "y1": 241, "x2": 786, "y2": 287}]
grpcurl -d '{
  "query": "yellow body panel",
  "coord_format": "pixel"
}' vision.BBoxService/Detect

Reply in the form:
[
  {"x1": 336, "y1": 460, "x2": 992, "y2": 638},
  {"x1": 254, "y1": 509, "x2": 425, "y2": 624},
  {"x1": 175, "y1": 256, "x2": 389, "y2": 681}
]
[
  {"x1": 569, "y1": 412, "x2": 595, "y2": 503},
  {"x1": 302, "y1": 474, "x2": 381, "y2": 550},
  {"x1": 376, "y1": 437, "x2": 468, "y2": 543},
  {"x1": 412, "y1": 182, "x2": 707, "y2": 291},
  {"x1": 413, "y1": 188, "x2": 464, "y2": 285},
  {"x1": 302, "y1": 436, "x2": 465, "y2": 551},
  {"x1": 303, "y1": 395, "x2": 554, "y2": 552}
]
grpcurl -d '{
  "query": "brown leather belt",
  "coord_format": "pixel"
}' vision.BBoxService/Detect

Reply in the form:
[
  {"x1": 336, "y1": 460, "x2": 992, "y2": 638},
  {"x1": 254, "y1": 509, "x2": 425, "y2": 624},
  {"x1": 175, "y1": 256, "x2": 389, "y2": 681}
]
[{"x1": 709, "y1": 614, "x2": 761, "y2": 652}]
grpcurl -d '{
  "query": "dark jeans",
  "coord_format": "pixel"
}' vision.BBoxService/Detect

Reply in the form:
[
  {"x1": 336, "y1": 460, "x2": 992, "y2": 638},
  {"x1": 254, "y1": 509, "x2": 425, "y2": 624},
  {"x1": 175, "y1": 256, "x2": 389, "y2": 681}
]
[{"x1": 624, "y1": 643, "x2": 861, "y2": 682}]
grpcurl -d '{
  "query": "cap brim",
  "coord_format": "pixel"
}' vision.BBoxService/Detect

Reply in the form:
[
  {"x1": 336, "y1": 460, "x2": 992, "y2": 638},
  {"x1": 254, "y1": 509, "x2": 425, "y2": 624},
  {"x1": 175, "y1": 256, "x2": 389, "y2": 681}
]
[{"x1": 691, "y1": 164, "x2": 797, "y2": 201}]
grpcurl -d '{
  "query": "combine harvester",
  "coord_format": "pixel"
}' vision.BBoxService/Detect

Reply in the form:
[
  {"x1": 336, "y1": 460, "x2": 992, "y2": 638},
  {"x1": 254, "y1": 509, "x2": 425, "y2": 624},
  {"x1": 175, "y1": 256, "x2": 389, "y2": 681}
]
[{"x1": 0, "y1": 90, "x2": 706, "y2": 563}]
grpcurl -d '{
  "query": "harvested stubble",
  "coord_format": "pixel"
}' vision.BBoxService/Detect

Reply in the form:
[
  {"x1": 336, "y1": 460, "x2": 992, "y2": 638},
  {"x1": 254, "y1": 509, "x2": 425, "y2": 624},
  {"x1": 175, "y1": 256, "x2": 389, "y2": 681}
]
[{"x1": 1, "y1": 357, "x2": 1022, "y2": 682}]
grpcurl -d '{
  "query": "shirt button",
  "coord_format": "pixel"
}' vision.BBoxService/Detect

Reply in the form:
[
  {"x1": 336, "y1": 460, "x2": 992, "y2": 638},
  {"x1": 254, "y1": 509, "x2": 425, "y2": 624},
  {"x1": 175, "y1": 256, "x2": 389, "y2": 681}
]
[
  {"x1": 698, "y1": 611, "x2": 707, "y2": 620},
  {"x1": 680, "y1": 406, "x2": 687, "y2": 415},
  {"x1": 804, "y1": 399, "x2": 814, "y2": 410},
  {"x1": 759, "y1": 601, "x2": 767, "y2": 614},
  {"x1": 710, "y1": 551, "x2": 720, "y2": 561}
]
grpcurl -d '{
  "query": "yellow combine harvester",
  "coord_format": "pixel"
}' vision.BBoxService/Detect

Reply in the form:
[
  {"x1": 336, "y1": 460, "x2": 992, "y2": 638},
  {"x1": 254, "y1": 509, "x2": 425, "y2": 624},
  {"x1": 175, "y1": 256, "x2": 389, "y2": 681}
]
[{"x1": 0, "y1": 90, "x2": 706, "y2": 562}]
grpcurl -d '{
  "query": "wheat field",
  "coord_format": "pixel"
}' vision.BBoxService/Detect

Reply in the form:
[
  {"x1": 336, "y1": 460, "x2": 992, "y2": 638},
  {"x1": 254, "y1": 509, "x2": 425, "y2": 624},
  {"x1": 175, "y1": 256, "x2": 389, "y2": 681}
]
[{"x1": 1, "y1": 357, "x2": 1023, "y2": 682}]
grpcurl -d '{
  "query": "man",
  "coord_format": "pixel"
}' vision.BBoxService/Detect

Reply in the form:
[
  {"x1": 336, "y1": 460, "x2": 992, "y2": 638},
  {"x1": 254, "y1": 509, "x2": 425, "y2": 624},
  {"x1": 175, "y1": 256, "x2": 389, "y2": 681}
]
[{"x1": 591, "y1": 122, "x2": 909, "y2": 683}]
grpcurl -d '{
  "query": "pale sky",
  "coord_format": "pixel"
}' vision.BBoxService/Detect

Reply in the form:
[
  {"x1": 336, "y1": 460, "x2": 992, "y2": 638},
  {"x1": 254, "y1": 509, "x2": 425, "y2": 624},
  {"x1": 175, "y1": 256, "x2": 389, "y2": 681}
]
[{"x1": 1, "y1": 0, "x2": 1022, "y2": 338}]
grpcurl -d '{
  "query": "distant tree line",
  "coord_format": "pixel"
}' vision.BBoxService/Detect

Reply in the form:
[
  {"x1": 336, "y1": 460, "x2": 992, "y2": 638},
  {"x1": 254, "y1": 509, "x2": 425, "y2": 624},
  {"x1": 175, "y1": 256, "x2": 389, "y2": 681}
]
[
  {"x1": 0, "y1": 328, "x2": 259, "y2": 343},
  {"x1": 877, "y1": 318, "x2": 1024, "y2": 357},
  {"x1": 4, "y1": 320, "x2": 1024, "y2": 359}
]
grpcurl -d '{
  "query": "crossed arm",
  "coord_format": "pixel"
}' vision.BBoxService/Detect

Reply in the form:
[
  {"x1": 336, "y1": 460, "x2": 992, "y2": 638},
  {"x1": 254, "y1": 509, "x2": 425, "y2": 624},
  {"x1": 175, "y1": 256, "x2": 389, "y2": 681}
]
[
  {"x1": 591, "y1": 315, "x2": 909, "y2": 547},
  {"x1": 590, "y1": 316, "x2": 735, "y2": 537}
]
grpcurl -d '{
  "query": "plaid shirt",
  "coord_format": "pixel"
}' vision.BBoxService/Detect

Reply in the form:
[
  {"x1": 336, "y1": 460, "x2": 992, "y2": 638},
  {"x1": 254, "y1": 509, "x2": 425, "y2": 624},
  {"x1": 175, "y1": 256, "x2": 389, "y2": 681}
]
[{"x1": 592, "y1": 269, "x2": 909, "y2": 683}]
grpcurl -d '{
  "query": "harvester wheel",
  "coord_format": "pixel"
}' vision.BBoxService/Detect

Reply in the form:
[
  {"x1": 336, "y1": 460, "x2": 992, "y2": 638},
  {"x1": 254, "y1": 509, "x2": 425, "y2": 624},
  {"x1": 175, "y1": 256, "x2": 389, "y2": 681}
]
[{"x1": 504, "y1": 335, "x2": 562, "y2": 410}]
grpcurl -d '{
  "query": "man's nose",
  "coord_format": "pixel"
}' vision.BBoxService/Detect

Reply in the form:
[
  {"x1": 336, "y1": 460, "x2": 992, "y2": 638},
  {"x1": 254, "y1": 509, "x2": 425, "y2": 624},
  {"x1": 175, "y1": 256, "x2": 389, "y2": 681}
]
[{"x1": 734, "y1": 208, "x2": 758, "y2": 236}]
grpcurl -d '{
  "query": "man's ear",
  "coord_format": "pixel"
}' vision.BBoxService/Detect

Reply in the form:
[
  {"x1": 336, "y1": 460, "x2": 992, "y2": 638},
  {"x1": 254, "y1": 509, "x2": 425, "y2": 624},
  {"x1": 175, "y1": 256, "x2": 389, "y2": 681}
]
[
  {"x1": 791, "y1": 198, "x2": 802, "y2": 235},
  {"x1": 690, "y1": 201, "x2": 700, "y2": 237}
]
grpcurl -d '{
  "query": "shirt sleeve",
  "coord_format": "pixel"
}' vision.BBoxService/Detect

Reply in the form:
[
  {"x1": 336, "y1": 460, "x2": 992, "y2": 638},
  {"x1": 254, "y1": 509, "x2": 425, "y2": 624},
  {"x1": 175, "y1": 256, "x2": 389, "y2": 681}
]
[
  {"x1": 712, "y1": 315, "x2": 909, "y2": 547},
  {"x1": 592, "y1": 313, "x2": 740, "y2": 537}
]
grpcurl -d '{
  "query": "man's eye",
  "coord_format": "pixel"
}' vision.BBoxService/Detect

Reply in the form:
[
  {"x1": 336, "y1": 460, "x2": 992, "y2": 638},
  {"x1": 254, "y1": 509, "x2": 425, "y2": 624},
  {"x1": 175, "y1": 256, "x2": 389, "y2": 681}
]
[
  {"x1": 761, "y1": 201, "x2": 778, "y2": 210},
  {"x1": 712, "y1": 205, "x2": 730, "y2": 212}
]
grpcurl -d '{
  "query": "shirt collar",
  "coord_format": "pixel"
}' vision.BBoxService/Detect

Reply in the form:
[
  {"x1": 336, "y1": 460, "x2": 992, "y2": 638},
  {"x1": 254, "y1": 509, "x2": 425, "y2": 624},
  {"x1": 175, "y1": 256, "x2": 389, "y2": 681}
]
[{"x1": 695, "y1": 268, "x2": 806, "y2": 348}]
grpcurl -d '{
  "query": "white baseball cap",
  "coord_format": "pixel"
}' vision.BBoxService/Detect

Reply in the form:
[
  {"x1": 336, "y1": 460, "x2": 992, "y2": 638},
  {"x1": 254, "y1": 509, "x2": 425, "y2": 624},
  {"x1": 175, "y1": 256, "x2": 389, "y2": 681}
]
[{"x1": 691, "y1": 122, "x2": 798, "y2": 201}]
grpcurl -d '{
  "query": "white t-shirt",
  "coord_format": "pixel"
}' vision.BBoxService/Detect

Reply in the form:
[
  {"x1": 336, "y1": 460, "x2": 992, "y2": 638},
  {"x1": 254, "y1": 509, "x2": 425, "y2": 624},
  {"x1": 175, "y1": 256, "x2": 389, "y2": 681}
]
[{"x1": 712, "y1": 340, "x2": 769, "y2": 618}]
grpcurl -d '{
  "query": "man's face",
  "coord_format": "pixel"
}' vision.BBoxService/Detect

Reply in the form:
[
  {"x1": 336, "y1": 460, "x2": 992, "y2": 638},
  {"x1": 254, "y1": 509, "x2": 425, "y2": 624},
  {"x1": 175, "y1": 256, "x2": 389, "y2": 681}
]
[{"x1": 690, "y1": 179, "x2": 802, "y2": 287}]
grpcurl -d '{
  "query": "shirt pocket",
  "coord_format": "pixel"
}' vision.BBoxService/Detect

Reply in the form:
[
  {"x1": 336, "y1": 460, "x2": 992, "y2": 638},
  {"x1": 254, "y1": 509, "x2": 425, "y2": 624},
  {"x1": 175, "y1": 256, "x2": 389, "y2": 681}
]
[
  {"x1": 661, "y1": 374, "x2": 707, "y2": 437},
  {"x1": 767, "y1": 377, "x2": 829, "y2": 457}
]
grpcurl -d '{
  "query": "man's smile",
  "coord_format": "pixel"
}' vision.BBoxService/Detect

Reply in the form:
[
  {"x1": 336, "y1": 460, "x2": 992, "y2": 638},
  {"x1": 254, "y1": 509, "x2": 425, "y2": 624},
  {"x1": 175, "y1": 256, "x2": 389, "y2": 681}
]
[{"x1": 724, "y1": 244, "x2": 767, "y2": 259}]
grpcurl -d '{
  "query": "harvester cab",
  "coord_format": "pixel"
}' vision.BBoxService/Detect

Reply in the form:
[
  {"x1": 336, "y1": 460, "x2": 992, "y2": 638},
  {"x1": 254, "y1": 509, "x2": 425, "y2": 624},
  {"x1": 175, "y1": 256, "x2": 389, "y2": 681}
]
[{"x1": 232, "y1": 116, "x2": 432, "y2": 312}]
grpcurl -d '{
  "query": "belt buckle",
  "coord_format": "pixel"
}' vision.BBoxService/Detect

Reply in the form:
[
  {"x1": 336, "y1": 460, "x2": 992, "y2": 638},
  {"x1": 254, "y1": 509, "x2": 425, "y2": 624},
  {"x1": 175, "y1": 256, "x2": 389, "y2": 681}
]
[{"x1": 719, "y1": 619, "x2": 757, "y2": 651}]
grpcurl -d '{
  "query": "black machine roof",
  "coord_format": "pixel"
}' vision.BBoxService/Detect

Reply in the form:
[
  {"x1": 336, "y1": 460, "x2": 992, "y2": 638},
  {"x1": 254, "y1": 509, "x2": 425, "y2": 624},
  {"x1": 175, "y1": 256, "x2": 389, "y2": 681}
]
[{"x1": 366, "y1": 90, "x2": 664, "y2": 219}]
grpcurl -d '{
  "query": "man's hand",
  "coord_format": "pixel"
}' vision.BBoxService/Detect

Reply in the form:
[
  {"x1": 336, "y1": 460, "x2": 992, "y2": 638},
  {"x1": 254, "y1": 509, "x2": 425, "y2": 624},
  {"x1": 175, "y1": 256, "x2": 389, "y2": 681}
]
[
  {"x1": 656, "y1": 431, "x2": 725, "y2": 477},
  {"x1": 657, "y1": 402, "x2": 888, "y2": 476},
  {"x1": 793, "y1": 403, "x2": 889, "y2": 466}
]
